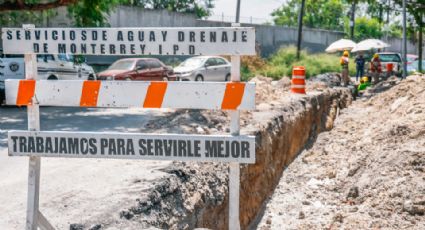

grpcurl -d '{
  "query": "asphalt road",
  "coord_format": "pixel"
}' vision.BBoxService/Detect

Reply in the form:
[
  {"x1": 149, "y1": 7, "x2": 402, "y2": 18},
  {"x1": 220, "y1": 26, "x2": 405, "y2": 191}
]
[{"x1": 0, "y1": 106, "x2": 172, "y2": 229}]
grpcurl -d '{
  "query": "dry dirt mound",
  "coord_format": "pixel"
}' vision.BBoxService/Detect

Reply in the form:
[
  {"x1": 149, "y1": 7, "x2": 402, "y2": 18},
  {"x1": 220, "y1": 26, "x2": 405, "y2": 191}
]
[
  {"x1": 257, "y1": 75, "x2": 425, "y2": 229},
  {"x1": 140, "y1": 76, "x2": 294, "y2": 136}
]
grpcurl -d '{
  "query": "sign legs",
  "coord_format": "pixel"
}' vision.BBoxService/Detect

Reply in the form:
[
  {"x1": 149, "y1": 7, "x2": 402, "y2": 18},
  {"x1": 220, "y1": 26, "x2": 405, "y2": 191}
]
[
  {"x1": 24, "y1": 50, "x2": 55, "y2": 230},
  {"x1": 26, "y1": 156, "x2": 41, "y2": 230},
  {"x1": 229, "y1": 161, "x2": 240, "y2": 230},
  {"x1": 229, "y1": 53, "x2": 241, "y2": 230}
]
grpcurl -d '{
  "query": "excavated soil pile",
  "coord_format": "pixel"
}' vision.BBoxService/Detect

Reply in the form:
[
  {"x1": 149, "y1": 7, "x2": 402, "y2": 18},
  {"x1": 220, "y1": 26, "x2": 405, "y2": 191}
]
[{"x1": 257, "y1": 75, "x2": 425, "y2": 229}]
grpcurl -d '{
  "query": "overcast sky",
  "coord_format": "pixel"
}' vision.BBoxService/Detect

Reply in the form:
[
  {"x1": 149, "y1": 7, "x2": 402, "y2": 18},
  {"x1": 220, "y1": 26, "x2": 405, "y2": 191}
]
[{"x1": 209, "y1": 0, "x2": 285, "y2": 23}]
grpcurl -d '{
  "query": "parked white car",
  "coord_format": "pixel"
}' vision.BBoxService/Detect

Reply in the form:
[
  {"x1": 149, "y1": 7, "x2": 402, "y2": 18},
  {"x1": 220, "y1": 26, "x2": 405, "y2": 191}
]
[
  {"x1": 0, "y1": 52, "x2": 95, "y2": 81},
  {"x1": 0, "y1": 52, "x2": 95, "y2": 103},
  {"x1": 174, "y1": 56, "x2": 231, "y2": 81},
  {"x1": 36, "y1": 54, "x2": 96, "y2": 80}
]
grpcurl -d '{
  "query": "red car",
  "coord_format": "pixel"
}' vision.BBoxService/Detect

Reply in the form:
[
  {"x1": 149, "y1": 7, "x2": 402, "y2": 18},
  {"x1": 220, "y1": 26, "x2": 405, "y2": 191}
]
[{"x1": 97, "y1": 58, "x2": 175, "y2": 81}]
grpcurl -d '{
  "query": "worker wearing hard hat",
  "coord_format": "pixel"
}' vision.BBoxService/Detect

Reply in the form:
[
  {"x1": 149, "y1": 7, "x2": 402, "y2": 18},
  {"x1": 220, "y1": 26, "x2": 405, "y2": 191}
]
[
  {"x1": 340, "y1": 50, "x2": 350, "y2": 86},
  {"x1": 357, "y1": 76, "x2": 371, "y2": 91},
  {"x1": 370, "y1": 53, "x2": 382, "y2": 84}
]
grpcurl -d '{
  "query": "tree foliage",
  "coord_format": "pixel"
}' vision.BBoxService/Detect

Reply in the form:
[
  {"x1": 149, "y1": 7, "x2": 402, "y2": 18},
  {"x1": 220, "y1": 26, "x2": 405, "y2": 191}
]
[
  {"x1": 67, "y1": 0, "x2": 127, "y2": 27},
  {"x1": 272, "y1": 0, "x2": 346, "y2": 31},
  {"x1": 345, "y1": 16, "x2": 383, "y2": 41},
  {"x1": 128, "y1": 0, "x2": 214, "y2": 18},
  {"x1": 0, "y1": 0, "x2": 214, "y2": 27},
  {"x1": 0, "y1": 0, "x2": 77, "y2": 11}
]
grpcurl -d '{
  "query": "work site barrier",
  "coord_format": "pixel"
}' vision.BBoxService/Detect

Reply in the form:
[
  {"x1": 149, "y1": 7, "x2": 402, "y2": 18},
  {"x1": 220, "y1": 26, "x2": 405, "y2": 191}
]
[
  {"x1": 291, "y1": 66, "x2": 306, "y2": 94},
  {"x1": 2, "y1": 24, "x2": 256, "y2": 230},
  {"x1": 6, "y1": 80, "x2": 255, "y2": 110}
]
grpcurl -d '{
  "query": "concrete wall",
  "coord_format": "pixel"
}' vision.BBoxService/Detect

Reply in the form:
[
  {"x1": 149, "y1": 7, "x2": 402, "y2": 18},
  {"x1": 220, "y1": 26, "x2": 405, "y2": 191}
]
[
  {"x1": 106, "y1": 6, "x2": 345, "y2": 57},
  {"x1": 1, "y1": 5, "x2": 422, "y2": 60},
  {"x1": 386, "y1": 37, "x2": 418, "y2": 55},
  {"x1": 106, "y1": 6, "x2": 424, "y2": 57}
]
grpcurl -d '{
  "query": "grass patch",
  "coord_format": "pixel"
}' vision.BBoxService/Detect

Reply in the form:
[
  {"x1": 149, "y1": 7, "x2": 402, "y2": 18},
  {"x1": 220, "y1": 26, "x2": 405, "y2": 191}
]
[{"x1": 243, "y1": 46, "x2": 356, "y2": 80}]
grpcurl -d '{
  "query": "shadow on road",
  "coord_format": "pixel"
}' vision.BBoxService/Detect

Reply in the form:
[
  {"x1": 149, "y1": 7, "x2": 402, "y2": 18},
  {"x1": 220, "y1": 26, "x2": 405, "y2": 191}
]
[{"x1": 0, "y1": 107, "x2": 162, "y2": 148}]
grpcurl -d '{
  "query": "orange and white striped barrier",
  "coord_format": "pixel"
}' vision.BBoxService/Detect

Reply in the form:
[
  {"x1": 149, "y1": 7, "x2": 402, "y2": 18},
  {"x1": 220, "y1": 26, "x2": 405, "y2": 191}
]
[
  {"x1": 5, "y1": 25, "x2": 254, "y2": 230},
  {"x1": 291, "y1": 66, "x2": 306, "y2": 94},
  {"x1": 5, "y1": 80, "x2": 256, "y2": 110}
]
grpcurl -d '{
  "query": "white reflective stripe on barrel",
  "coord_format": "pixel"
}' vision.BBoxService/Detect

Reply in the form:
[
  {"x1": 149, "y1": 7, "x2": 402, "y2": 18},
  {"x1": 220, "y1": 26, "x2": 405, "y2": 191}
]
[{"x1": 291, "y1": 85, "x2": 306, "y2": 89}]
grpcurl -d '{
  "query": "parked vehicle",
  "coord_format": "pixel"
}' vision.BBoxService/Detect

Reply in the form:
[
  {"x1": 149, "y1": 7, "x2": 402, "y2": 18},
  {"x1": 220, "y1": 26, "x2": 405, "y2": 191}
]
[
  {"x1": 0, "y1": 53, "x2": 25, "y2": 80},
  {"x1": 407, "y1": 60, "x2": 425, "y2": 73},
  {"x1": 36, "y1": 54, "x2": 96, "y2": 80},
  {"x1": 97, "y1": 58, "x2": 175, "y2": 81},
  {"x1": 1, "y1": 51, "x2": 95, "y2": 104},
  {"x1": 406, "y1": 54, "x2": 418, "y2": 65},
  {"x1": 374, "y1": 52, "x2": 403, "y2": 77},
  {"x1": 174, "y1": 56, "x2": 231, "y2": 81},
  {"x1": 0, "y1": 52, "x2": 95, "y2": 81}
]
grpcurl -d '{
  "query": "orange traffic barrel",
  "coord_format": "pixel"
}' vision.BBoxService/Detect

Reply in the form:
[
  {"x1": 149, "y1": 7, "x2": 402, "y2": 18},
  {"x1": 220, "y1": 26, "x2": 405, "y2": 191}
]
[
  {"x1": 386, "y1": 63, "x2": 394, "y2": 72},
  {"x1": 291, "y1": 66, "x2": 306, "y2": 94}
]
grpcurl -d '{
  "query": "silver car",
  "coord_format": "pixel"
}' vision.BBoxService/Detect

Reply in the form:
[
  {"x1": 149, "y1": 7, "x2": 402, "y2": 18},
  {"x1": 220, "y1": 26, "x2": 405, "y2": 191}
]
[{"x1": 174, "y1": 56, "x2": 231, "y2": 81}]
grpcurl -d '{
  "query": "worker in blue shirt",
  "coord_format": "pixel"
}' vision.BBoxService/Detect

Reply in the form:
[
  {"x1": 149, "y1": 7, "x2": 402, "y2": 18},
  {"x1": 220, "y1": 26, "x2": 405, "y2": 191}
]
[{"x1": 354, "y1": 53, "x2": 366, "y2": 82}]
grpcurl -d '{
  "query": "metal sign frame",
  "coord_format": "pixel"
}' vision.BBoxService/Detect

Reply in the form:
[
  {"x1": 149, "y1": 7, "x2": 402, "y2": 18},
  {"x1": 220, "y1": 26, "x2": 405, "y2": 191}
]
[{"x1": 6, "y1": 24, "x2": 253, "y2": 230}]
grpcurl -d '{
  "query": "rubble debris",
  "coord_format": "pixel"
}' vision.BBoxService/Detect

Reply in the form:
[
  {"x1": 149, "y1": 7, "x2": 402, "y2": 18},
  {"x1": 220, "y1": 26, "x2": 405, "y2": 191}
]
[{"x1": 257, "y1": 75, "x2": 425, "y2": 229}]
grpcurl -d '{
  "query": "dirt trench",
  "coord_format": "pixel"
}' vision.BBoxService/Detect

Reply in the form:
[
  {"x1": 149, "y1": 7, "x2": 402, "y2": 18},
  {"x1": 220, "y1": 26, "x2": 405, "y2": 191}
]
[{"x1": 71, "y1": 76, "x2": 352, "y2": 229}]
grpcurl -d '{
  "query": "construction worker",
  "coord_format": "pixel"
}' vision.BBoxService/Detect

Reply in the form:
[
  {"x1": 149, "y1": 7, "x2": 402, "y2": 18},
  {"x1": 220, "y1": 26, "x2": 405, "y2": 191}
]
[
  {"x1": 340, "y1": 50, "x2": 350, "y2": 86},
  {"x1": 354, "y1": 53, "x2": 365, "y2": 82},
  {"x1": 357, "y1": 76, "x2": 371, "y2": 91},
  {"x1": 370, "y1": 53, "x2": 382, "y2": 84}
]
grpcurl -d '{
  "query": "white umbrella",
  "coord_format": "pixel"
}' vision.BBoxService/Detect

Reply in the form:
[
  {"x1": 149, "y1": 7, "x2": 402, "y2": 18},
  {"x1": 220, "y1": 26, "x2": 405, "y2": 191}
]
[
  {"x1": 351, "y1": 39, "x2": 390, "y2": 52},
  {"x1": 325, "y1": 39, "x2": 357, "y2": 53}
]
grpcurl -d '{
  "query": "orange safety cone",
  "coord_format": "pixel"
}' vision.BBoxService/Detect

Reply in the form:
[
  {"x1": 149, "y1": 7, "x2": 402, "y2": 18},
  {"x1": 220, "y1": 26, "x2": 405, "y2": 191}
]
[{"x1": 291, "y1": 66, "x2": 306, "y2": 94}]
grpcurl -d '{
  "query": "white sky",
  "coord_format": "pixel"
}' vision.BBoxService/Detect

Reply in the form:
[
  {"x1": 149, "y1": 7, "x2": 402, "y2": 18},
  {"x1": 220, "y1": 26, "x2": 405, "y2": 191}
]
[{"x1": 209, "y1": 0, "x2": 285, "y2": 23}]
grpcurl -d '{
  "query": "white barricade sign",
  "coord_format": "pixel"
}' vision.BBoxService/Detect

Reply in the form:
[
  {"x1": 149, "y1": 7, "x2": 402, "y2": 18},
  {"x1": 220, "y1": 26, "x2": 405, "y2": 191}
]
[
  {"x1": 4, "y1": 24, "x2": 254, "y2": 230},
  {"x1": 1, "y1": 27, "x2": 256, "y2": 55},
  {"x1": 8, "y1": 131, "x2": 255, "y2": 163},
  {"x1": 5, "y1": 80, "x2": 255, "y2": 110}
]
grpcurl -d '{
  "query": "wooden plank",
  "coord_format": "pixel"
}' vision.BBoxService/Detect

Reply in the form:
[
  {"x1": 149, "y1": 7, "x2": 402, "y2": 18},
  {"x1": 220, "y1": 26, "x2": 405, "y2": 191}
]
[
  {"x1": 8, "y1": 131, "x2": 256, "y2": 164},
  {"x1": 24, "y1": 49, "x2": 42, "y2": 230},
  {"x1": 37, "y1": 211, "x2": 55, "y2": 230},
  {"x1": 5, "y1": 80, "x2": 256, "y2": 110},
  {"x1": 229, "y1": 53, "x2": 241, "y2": 230}
]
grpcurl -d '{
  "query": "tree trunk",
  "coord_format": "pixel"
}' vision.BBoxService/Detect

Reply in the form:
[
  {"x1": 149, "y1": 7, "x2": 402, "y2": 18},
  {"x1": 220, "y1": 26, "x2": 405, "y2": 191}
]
[
  {"x1": 350, "y1": 1, "x2": 356, "y2": 40},
  {"x1": 419, "y1": 21, "x2": 423, "y2": 72}
]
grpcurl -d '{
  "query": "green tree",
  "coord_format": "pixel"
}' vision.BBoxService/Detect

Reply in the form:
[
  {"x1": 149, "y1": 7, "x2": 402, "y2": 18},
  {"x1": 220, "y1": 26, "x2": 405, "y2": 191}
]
[
  {"x1": 68, "y1": 0, "x2": 128, "y2": 27},
  {"x1": 272, "y1": 0, "x2": 346, "y2": 31},
  {"x1": 393, "y1": 0, "x2": 424, "y2": 71},
  {"x1": 344, "y1": 16, "x2": 383, "y2": 41},
  {"x1": 0, "y1": 0, "x2": 215, "y2": 27},
  {"x1": 129, "y1": 0, "x2": 214, "y2": 18},
  {"x1": 0, "y1": 0, "x2": 127, "y2": 27}
]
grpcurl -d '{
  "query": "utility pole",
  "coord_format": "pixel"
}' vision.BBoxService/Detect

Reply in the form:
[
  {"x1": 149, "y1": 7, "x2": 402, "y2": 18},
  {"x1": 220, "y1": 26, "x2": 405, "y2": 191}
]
[
  {"x1": 350, "y1": 0, "x2": 356, "y2": 40},
  {"x1": 296, "y1": 0, "x2": 306, "y2": 59},
  {"x1": 235, "y1": 0, "x2": 241, "y2": 23},
  {"x1": 386, "y1": 0, "x2": 390, "y2": 23},
  {"x1": 402, "y1": 0, "x2": 407, "y2": 78},
  {"x1": 419, "y1": 11, "x2": 423, "y2": 73}
]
